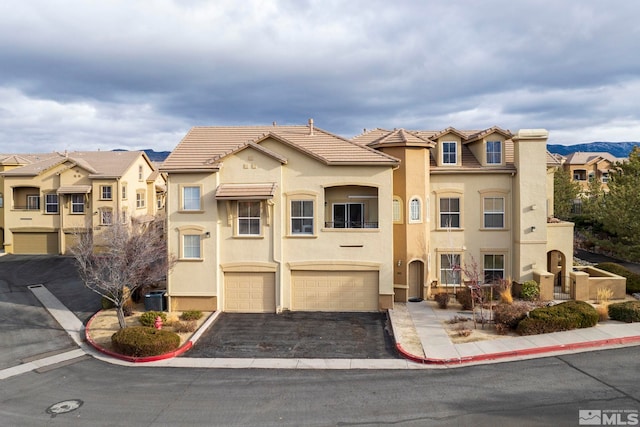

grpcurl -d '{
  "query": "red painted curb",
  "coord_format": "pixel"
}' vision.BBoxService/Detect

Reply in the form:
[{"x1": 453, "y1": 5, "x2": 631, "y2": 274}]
[
  {"x1": 85, "y1": 310, "x2": 193, "y2": 363},
  {"x1": 395, "y1": 334, "x2": 640, "y2": 365}
]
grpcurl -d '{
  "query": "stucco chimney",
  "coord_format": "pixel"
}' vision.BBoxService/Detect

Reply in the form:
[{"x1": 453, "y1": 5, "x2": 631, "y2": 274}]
[{"x1": 308, "y1": 118, "x2": 314, "y2": 136}]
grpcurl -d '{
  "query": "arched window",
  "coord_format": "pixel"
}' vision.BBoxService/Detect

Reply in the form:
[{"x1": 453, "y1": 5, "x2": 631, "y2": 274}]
[{"x1": 409, "y1": 198, "x2": 421, "y2": 223}]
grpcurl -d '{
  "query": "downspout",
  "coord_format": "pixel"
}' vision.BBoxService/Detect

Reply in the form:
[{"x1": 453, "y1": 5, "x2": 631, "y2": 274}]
[{"x1": 272, "y1": 165, "x2": 283, "y2": 312}]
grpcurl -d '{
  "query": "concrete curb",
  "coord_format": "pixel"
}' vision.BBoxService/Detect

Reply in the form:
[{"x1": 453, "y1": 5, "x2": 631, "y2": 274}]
[
  {"x1": 84, "y1": 310, "x2": 222, "y2": 363},
  {"x1": 394, "y1": 334, "x2": 640, "y2": 365}
]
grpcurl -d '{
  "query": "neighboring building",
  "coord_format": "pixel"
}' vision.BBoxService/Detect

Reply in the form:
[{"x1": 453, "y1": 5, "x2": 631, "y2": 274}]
[
  {"x1": 0, "y1": 151, "x2": 164, "y2": 254},
  {"x1": 161, "y1": 121, "x2": 399, "y2": 313},
  {"x1": 353, "y1": 127, "x2": 574, "y2": 301},
  {"x1": 562, "y1": 151, "x2": 626, "y2": 193}
]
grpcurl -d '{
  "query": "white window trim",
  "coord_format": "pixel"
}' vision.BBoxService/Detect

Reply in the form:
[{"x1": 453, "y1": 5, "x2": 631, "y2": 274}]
[
  {"x1": 438, "y1": 196, "x2": 461, "y2": 229},
  {"x1": 392, "y1": 197, "x2": 403, "y2": 224},
  {"x1": 136, "y1": 190, "x2": 146, "y2": 209},
  {"x1": 408, "y1": 197, "x2": 422, "y2": 223},
  {"x1": 486, "y1": 140, "x2": 502, "y2": 165},
  {"x1": 71, "y1": 194, "x2": 85, "y2": 214},
  {"x1": 45, "y1": 193, "x2": 59, "y2": 214},
  {"x1": 237, "y1": 200, "x2": 262, "y2": 236},
  {"x1": 180, "y1": 185, "x2": 202, "y2": 212},
  {"x1": 100, "y1": 185, "x2": 113, "y2": 200},
  {"x1": 177, "y1": 226, "x2": 205, "y2": 261},
  {"x1": 290, "y1": 199, "x2": 314, "y2": 235},
  {"x1": 442, "y1": 141, "x2": 457, "y2": 165},
  {"x1": 483, "y1": 196, "x2": 505, "y2": 229}
]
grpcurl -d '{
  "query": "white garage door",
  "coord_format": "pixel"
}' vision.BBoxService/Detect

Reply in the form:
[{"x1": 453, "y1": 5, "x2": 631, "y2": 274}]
[
  {"x1": 291, "y1": 271, "x2": 379, "y2": 311},
  {"x1": 224, "y1": 272, "x2": 276, "y2": 313}
]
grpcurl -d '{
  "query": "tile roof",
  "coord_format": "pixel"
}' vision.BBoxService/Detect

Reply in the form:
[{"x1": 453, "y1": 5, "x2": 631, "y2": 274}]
[
  {"x1": 161, "y1": 123, "x2": 399, "y2": 172},
  {"x1": 0, "y1": 151, "x2": 148, "y2": 178},
  {"x1": 215, "y1": 183, "x2": 277, "y2": 200},
  {"x1": 564, "y1": 151, "x2": 626, "y2": 165}
]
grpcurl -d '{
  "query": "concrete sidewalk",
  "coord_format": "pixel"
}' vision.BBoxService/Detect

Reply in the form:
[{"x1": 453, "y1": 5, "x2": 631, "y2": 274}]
[
  {"x1": 388, "y1": 301, "x2": 640, "y2": 365},
  {"x1": 3, "y1": 285, "x2": 640, "y2": 380}
]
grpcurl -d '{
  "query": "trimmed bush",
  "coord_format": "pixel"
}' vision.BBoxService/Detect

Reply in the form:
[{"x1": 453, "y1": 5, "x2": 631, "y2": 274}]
[
  {"x1": 180, "y1": 310, "x2": 203, "y2": 321},
  {"x1": 434, "y1": 293, "x2": 449, "y2": 309},
  {"x1": 608, "y1": 301, "x2": 640, "y2": 323},
  {"x1": 456, "y1": 288, "x2": 473, "y2": 310},
  {"x1": 596, "y1": 262, "x2": 640, "y2": 294},
  {"x1": 139, "y1": 311, "x2": 167, "y2": 327},
  {"x1": 493, "y1": 301, "x2": 532, "y2": 332},
  {"x1": 516, "y1": 300, "x2": 598, "y2": 335},
  {"x1": 111, "y1": 326, "x2": 180, "y2": 357},
  {"x1": 520, "y1": 280, "x2": 540, "y2": 301}
]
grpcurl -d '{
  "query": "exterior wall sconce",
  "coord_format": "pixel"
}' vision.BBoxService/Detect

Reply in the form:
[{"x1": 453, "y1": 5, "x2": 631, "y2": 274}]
[
  {"x1": 530, "y1": 226, "x2": 536, "y2": 232},
  {"x1": 205, "y1": 231, "x2": 211, "y2": 237},
  {"x1": 396, "y1": 260, "x2": 402, "y2": 267}
]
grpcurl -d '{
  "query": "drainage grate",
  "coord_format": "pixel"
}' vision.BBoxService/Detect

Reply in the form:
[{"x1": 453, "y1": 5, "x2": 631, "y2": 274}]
[{"x1": 46, "y1": 399, "x2": 83, "y2": 417}]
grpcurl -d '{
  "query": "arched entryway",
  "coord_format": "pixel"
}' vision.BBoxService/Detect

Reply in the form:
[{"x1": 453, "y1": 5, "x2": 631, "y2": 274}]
[
  {"x1": 547, "y1": 250, "x2": 568, "y2": 297},
  {"x1": 408, "y1": 260, "x2": 425, "y2": 300}
]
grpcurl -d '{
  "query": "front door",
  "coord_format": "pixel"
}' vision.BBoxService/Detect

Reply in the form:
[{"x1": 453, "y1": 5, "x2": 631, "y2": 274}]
[{"x1": 408, "y1": 261, "x2": 423, "y2": 299}]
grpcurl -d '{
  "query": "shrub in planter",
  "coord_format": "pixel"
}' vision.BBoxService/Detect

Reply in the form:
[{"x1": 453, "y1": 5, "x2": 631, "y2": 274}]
[
  {"x1": 139, "y1": 311, "x2": 167, "y2": 327},
  {"x1": 608, "y1": 301, "x2": 640, "y2": 323},
  {"x1": 596, "y1": 262, "x2": 640, "y2": 294},
  {"x1": 111, "y1": 326, "x2": 180, "y2": 357},
  {"x1": 456, "y1": 288, "x2": 473, "y2": 310},
  {"x1": 180, "y1": 310, "x2": 203, "y2": 321},
  {"x1": 516, "y1": 300, "x2": 598, "y2": 335},
  {"x1": 172, "y1": 320, "x2": 197, "y2": 333},
  {"x1": 434, "y1": 292, "x2": 450, "y2": 309},
  {"x1": 520, "y1": 280, "x2": 540, "y2": 301}
]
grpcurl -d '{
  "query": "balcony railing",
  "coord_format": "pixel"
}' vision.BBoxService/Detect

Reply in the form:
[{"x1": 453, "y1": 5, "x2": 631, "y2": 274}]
[
  {"x1": 324, "y1": 221, "x2": 378, "y2": 229},
  {"x1": 12, "y1": 205, "x2": 40, "y2": 211}
]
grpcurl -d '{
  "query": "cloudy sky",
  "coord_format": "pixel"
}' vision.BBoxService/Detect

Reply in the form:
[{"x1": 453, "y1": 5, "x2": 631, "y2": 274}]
[{"x1": 1, "y1": 0, "x2": 639, "y2": 153}]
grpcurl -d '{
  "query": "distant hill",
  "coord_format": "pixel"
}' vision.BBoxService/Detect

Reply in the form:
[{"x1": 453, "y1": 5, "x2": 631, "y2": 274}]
[
  {"x1": 547, "y1": 142, "x2": 640, "y2": 158},
  {"x1": 113, "y1": 149, "x2": 170, "y2": 162}
]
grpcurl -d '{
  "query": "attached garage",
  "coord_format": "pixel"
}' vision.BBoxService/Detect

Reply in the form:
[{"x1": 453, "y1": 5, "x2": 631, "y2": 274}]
[
  {"x1": 12, "y1": 232, "x2": 58, "y2": 255},
  {"x1": 291, "y1": 271, "x2": 379, "y2": 311},
  {"x1": 224, "y1": 272, "x2": 276, "y2": 313}
]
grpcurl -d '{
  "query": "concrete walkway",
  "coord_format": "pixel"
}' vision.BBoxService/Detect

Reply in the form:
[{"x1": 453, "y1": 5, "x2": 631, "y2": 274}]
[{"x1": 2, "y1": 285, "x2": 640, "y2": 380}]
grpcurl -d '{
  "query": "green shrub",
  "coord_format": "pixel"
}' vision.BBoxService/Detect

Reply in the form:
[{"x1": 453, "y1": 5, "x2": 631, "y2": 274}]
[
  {"x1": 596, "y1": 262, "x2": 640, "y2": 294},
  {"x1": 516, "y1": 300, "x2": 598, "y2": 335},
  {"x1": 101, "y1": 296, "x2": 115, "y2": 309},
  {"x1": 139, "y1": 311, "x2": 167, "y2": 327},
  {"x1": 520, "y1": 280, "x2": 540, "y2": 301},
  {"x1": 180, "y1": 310, "x2": 203, "y2": 321},
  {"x1": 434, "y1": 293, "x2": 449, "y2": 309},
  {"x1": 456, "y1": 288, "x2": 473, "y2": 310},
  {"x1": 111, "y1": 326, "x2": 180, "y2": 357},
  {"x1": 493, "y1": 301, "x2": 532, "y2": 332},
  {"x1": 608, "y1": 301, "x2": 640, "y2": 323}
]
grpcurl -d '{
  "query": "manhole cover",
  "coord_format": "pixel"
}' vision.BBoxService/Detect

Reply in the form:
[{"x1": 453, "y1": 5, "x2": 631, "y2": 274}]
[{"x1": 46, "y1": 399, "x2": 83, "y2": 416}]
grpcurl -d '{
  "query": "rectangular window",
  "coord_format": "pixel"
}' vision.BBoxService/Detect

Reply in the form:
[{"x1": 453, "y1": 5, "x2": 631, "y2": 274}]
[
  {"x1": 45, "y1": 194, "x2": 59, "y2": 214},
  {"x1": 27, "y1": 194, "x2": 40, "y2": 210},
  {"x1": 442, "y1": 141, "x2": 457, "y2": 164},
  {"x1": 440, "y1": 254, "x2": 461, "y2": 286},
  {"x1": 238, "y1": 201, "x2": 261, "y2": 235},
  {"x1": 101, "y1": 186, "x2": 112, "y2": 200},
  {"x1": 332, "y1": 203, "x2": 365, "y2": 228},
  {"x1": 122, "y1": 185, "x2": 127, "y2": 200},
  {"x1": 183, "y1": 235, "x2": 201, "y2": 259},
  {"x1": 101, "y1": 209, "x2": 113, "y2": 225},
  {"x1": 484, "y1": 254, "x2": 505, "y2": 284},
  {"x1": 602, "y1": 172, "x2": 609, "y2": 183},
  {"x1": 439, "y1": 197, "x2": 460, "y2": 228},
  {"x1": 392, "y1": 199, "x2": 401, "y2": 222},
  {"x1": 291, "y1": 200, "x2": 313, "y2": 234},
  {"x1": 157, "y1": 194, "x2": 164, "y2": 209},
  {"x1": 484, "y1": 197, "x2": 505, "y2": 228},
  {"x1": 136, "y1": 191, "x2": 145, "y2": 208},
  {"x1": 138, "y1": 165, "x2": 143, "y2": 181},
  {"x1": 71, "y1": 194, "x2": 85, "y2": 213},
  {"x1": 486, "y1": 141, "x2": 501, "y2": 164},
  {"x1": 409, "y1": 198, "x2": 421, "y2": 222},
  {"x1": 182, "y1": 186, "x2": 201, "y2": 211}
]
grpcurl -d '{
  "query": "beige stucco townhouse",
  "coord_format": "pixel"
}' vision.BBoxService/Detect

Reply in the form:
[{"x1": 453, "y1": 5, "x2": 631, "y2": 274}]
[
  {"x1": 0, "y1": 151, "x2": 165, "y2": 254},
  {"x1": 161, "y1": 120, "x2": 399, "y2": 313},
  {"x1": 353, "y1": 127, "x2": 574, "y2": 301}
]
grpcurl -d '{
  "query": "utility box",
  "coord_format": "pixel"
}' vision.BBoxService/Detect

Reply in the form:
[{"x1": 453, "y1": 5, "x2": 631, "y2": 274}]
[{"x1": 144, "y1": 290, "x2": 166, "y2": 311}]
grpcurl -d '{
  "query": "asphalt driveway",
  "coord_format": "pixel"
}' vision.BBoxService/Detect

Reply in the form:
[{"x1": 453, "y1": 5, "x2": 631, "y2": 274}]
[{"x1": 184, "y1": 311, "x2": 400, "y2": 359}]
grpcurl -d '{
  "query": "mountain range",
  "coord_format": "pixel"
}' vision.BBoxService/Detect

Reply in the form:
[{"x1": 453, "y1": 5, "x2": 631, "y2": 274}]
[{"x1": 546, "y1": 142, "x2": 640, "y2": 158}]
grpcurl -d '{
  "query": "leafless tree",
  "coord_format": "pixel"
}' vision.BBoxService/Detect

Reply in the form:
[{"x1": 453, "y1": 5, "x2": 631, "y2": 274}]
[{"x1": 70, "y1": 214, "x2": 175, "y2": 329}]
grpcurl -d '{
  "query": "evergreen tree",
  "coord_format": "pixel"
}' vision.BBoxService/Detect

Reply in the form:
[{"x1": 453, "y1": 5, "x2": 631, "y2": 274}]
[
  {"x1": 553, "y1": 167, "x2": 580, "y2": 220},
  {"x1": 598, "y1": 146, "x2": 640, "y2": 246}
]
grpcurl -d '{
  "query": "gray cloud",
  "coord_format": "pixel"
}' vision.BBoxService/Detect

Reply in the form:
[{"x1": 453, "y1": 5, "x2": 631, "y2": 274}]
[{"x1": 0, "y1": 0, "x2": 639, "y2": 153}]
